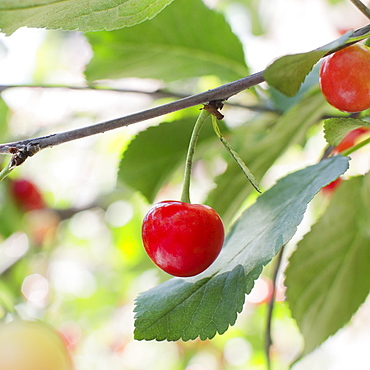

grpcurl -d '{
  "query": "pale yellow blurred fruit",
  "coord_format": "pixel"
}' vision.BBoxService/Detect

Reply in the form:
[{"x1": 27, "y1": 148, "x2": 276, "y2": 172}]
[{"x1": 0, "y1": 320, "x2": 74, "y2": 370}]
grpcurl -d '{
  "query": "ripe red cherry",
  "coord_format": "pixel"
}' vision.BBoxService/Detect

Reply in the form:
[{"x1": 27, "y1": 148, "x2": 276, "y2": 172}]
[
  {"x1": 319, "y1": 44, "x2": 370, "y2": 112},
  {"x1": 142, "y1": 200, "x2": 224, "y2": 277}
]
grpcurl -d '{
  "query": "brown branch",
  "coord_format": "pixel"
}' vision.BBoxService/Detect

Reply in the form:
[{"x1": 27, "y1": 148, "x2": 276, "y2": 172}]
[
  {"x1": 0, "y1": 71, "x2": 265, "y2": 156},
  {"x1": 0, "y1": 23, "x2": 369, "y2": 166},
  {"x1": 350, "y1": 0, "x2": 370, "y2": 20}
]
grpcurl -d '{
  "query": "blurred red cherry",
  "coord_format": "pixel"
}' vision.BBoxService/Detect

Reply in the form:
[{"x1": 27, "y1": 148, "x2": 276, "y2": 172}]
[
  {"x1": 322, "y1": 177, "x2": 342, "y2": 195},
  {"x1": 333, "y1": 127, "x2": 370, "y2": 154},
  {"x1": 10, "y1": 179, "x2": 45, "y2": 211}
]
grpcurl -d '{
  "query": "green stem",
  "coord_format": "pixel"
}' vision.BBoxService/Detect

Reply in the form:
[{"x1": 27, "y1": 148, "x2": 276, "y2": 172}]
[
  {"x1": 180, "y1": 109, "x2": 211, "y2": 204},
  {"x1": 341, "y1": 136, "x2": 370, "y2": 156},
  {"x1": 265, "y1": 247, "x2": 285, "y2": 370},
  {"x1": 211, "y1": 116, "x2": 261, "y2": 193},
  {"x1": 350, "y1": 0, "x2": 370, "y2": 19},
  {"x1": 0, "y1": 160, "x2": 14, "y2": 182}
]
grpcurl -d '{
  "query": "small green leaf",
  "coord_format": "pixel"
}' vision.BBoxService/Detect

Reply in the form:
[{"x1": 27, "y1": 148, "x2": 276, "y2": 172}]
[
  {"x1": 86, "y1": 0, "x2": 248, "y2": 82},
  {"x1": 264, "y1": 32, "x2": 353, "y2": 97},
  {"x1": 269, "y1": 64, "x2": 321, "y2": 112},
  {"x1": 264, "y1": 50, "x2": 326, "y2": 97},
  {"x1": 134, "y1": 156, "x2": 349, "y2": 341},
  {"x1": 118, "y1": 117, "x2": 221, "y2": 202},
  {"x1": 0, "y1": 0, "x2": 174, "y2": 35},
  {"x1": 285, "y1": 174, "x2": 370, "y2": 357},
  {"x1": 324, "y1": 117, "x2": 370, "y2": 146}
]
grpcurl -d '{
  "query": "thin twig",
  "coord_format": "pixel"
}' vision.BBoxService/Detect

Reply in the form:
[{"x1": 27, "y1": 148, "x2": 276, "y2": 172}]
[
  {"x1": 0, "y1": 83, "x2": 185, "y2": 99},
  {"x1": 0, "y1": 71, "x2": 265, "y2": 154},
  {"x1": 265, "y1": 247, "x2": 285, "y2": 370},
  {"x1": 0, "y1": 82, "x2": 277, "y2": 112},
  {"x1": 350, "y1": 0, "x2": 370, "y2": 19}
]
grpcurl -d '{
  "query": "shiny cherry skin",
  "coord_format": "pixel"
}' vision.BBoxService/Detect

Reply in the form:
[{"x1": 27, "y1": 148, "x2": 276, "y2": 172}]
[
  {"x1": 319, "y1": 44, "x2": 370, "y2": 112},
  {"x1": 142, "y1": 200, "x2": 224, "y2": 277}
]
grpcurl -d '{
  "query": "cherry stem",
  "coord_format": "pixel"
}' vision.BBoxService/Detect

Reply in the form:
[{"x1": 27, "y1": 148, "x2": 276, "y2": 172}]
[
  {"x1": 341, "y1": 136, "x2": 370, "y2": 156},
  {"x1": 180, "y1": 109, "x2": 211, "y2": 204},
  {"x1": 350, "y1": 0, "x2": 370, "y2": 20}
]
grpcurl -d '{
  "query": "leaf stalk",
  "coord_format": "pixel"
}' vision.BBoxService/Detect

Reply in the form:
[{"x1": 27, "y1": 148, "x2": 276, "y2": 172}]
[{"x1": 211, "y1": 115, "x2": 261, "y2": 192}]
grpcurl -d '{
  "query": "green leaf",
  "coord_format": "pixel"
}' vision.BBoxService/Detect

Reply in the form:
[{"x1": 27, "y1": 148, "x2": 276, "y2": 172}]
[
  {"x1": 85, "y1": 0, "x2": 248, "y2": 82},
  {"x1": 118, "y1": 116, "x2": 222, "y2": 202},
  {"x1": 269, "y1": 64, "x2": 321, "y2": 112},
  {"x1": 207, "y1": 90, "x2": 327, "y2": 226},
  {"x1": 134, "y1": 265, "x2": 248, "y2": 341},
  {"x1": 324, "y1": 117, "x2": 370, "y2": 147},
  {"x1": 0, "y1": 0, "x2": 174, "y2": 35},
  {"x1": 264, "y1": 50, "x2": 326, "y2": 97},
  {"x1": 285, "y1": 174, "x2": 370, "y2": 357},
  {"x1": 264, "y1": 32, "x2": 352, "y2": 97},
  {"x1": 134, "y1": 156, "x2": 349, "y2": 341}
]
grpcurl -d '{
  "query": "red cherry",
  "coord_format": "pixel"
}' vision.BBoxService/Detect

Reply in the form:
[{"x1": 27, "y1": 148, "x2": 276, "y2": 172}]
[
  {"x1": 333, "y1": 127, "x2": 370, "y2": 154},
  {"x1": 319, "y1": 44, "x2": 370, "y2": 112},
  {"x1": 322, "y1": 177, "x2": 342, "y2": 195},
  {"x1": 142, "y1": 200, "x2": 224, "y2": 277},
  {"x1": 10, "y1": 179, "x2": 45, "y2": 211}
]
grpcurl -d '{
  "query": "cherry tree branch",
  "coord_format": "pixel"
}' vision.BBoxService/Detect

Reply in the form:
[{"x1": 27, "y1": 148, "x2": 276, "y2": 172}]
[
  {"x1": 350, "y1": 0, "x2": 370, "y2": 19},
  {"x1": 0, "y1": 23, "x2": 369, "y2": 168},
  {"x1": 0, "y1": 71, "x2": 265, "y2": 157}
]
